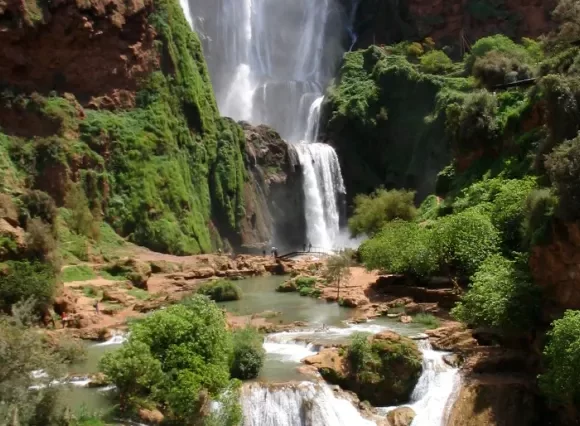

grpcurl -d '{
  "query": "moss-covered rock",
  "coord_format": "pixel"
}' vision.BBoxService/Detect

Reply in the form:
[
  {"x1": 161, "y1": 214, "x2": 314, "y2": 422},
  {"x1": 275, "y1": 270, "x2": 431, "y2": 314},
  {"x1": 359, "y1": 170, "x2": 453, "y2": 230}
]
[
  {"x1": 304, "y1": 330, "x2": 422, "y2": 406},
  {"x1": 320, "y1": 46, "x2": 472, "y2": 201}
]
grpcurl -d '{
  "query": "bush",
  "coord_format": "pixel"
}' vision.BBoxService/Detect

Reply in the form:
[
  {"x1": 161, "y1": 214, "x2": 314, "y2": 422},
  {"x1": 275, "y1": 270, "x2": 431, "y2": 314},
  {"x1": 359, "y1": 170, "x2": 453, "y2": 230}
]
[
  {"x1": 523, "y1": 189, "x2": 557, "y2": 246},
  {"x1": 197, "y1": 280, "x2": 242, "y2": 302},
  {"x1": 18, "y1": 190, "x2": 58, "y2": 231},
  {"x1": 25, "y1": 217, "x2": 58, "y2": 262},
  {"x1": 420, "y1": 50, "x2": 453, "y2": 74},
  {"x1": 466, "y1": 35, "x2": 532, "y2": 73},
  {"x1": 348, "y1": 189, "x2": 417, "y2": 237},
  {"x1": 545, "y1": 134, "x2": 580, "y2": 220},
  {"x1": 446, "y1": 90, "x2": 500, "y2": 156},
  {"x1": 360, "y1": 221, "x2": 438, "y2": 277},
  {"x1": 230, "y1": 328, "x2": 265, "y2": 380},
  {"x1": 101, "y1": 296, "x2": 236, "y2": 421},
  {"x1": 413, "y1": 313, "x2": 440, "y2": 329},
  {"x1": 473, "y1": 51, "x2": 533, "y2": 88},
  {"x1": 431, "y1": 209, "x2": 500, "y2": 276},
  {"x1": 0, "y1": 260, "x2": 57, "y2": 313},
  {"x1": 64, "y1": 183, "x2": 99, "y2": 240},
  {"x1": 539, "y1": 310, "x2": 580, "y2": 406},
  {"x1": 451, "y1": 255, "x2": 540, "y2": 331}
]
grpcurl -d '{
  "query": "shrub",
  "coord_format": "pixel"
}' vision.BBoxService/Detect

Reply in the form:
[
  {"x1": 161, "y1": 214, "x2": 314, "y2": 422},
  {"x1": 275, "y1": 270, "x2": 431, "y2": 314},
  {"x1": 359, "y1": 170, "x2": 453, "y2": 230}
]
[
  {"x1": 413, "y1": 313, "x2": 440, "y2": 329},
  {"x1": 466, "y1": 35, "x2": 532, "y2": 73},
  {"x1": 539, "y1": 310, "x2": 580, "y2": 406},
  {"x1": 348, "y1": 189, "x2": 417, "y2": 237},
  {"x1": 446, "y1": 90, "x2": 500, "y2": 156},
  {"x1": 431, "y1": 209, "x2": 500, "y2": 276},
  {"x1": 230, "y1": 328, "x2": 265, "y2": 380},
  {"x1": 545, "y1": 134, "x2": 580, "y2": 220},
  {"x1": 197, "y1": 280, "x2": 242, "y2": 302},
  {"x1": 101, "y1": 296, "x2": 235, "y2": 421},
  {"x1": 451, "y1": 255, "x2": 540, "y2": 331},
  {"x1": 52, "y1": 336, "x2": 88, "y2": 364},
  {"x1": 420, "y1": 50, "x2": 453, "y2": 74},
  {"x1": 64, "y1": 183, "x2": 99, "y2": 240},
  {"x1": 18, "y1": 190, "x2": 58, "y2": 231},
  {"x1": 0, "y1": 260, "x2": 57, "y2": 313},
  {"x1": 523, "y1": 189, "x2": 557, "y2": 246},
  {"x1": 360, "y1": 221, "x2": 438, "y2": 277},
  {"x1": 25, "y1": 217, "x2": 58, "y2": 262},
  {"x1": 473, "y1": 51, "x2": 533, "y2": 88}
]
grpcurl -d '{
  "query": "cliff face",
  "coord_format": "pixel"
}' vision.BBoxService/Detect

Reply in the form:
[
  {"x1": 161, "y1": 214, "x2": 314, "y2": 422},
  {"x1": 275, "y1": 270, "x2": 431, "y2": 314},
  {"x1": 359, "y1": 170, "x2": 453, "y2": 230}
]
[
  {"x1": 353, "y1": 0, "x2": 556, "y2": 51},
  {"x1": 0, "y1": 0, "x2": 284, "y2": 254},
  {"x1": 530, "y1": 222, "x2": 580, "y2": 320},
  {"x1": 238, "y1": 123, "x2": 306, "y2": 252}
]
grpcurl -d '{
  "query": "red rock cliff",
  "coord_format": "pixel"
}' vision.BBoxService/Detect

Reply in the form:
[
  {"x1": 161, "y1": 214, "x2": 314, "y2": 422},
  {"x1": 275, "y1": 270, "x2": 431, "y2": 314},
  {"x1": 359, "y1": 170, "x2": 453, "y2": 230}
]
[
  {"x1": 0, "y1": 0, "x2": 159, "y2": 108},
  {"x1": 353, "y1": 0, "x2": 556, "y2": 50}
]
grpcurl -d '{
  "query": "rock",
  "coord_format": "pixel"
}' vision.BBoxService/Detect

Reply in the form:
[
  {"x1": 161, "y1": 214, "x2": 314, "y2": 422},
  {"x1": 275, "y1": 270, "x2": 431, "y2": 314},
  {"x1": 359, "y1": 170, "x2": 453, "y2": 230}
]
[
  {"x1": 340, "y1": 295, "x2": 369, "y2": 308},
  {"x1": 73, "y1": 327, "x2": 113, "y2": 341},
  {"x1": 87, "y1": 372, "x2": 109, "y2": 388},
  {"x1": 0, "y1": 218, "x2": 26, "y2": 253},
  {"x1": 426, "y1": 323, "x2": 478, "y2": 352},
  {"x1": 443, "y1": 354, "x2": 461, "y2": 368},
  {"x1": 447, "y1": 378, "x2": 538, "y2": 426},
  {"x1": 403, "y1": 302, "x2": 422, "y2": 315},
  {"x1": 102, "y1": 289, "x2": 129, "y2": 305},
  {"x1": 149, "y1": 260, "x2": 180, "y2": 274},
  {"x1": 387, "y1": 407, "x2": 416, "y2": 426},
  {"x1": 276, "y1": 279, "x2": 297, "y2": 293},
  {"x1": 399, "y1": 315, "x2": 413, "y2": 324},
  {"x1": 138, "y1": 408, "x2": 164, "y2": 425},
  {"x1": 304, "y1": 331, "x2": 422, "y2": 406},
  {"x1": 53, "y1": 290, "x2": 78, "y2": 314}
]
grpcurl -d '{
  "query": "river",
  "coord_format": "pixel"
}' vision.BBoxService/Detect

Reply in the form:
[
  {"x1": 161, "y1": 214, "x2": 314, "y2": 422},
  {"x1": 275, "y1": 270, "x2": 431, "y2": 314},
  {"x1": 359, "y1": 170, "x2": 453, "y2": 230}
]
[{"x1": 60, "y1": 276, "x2": 460, "y2": 425}]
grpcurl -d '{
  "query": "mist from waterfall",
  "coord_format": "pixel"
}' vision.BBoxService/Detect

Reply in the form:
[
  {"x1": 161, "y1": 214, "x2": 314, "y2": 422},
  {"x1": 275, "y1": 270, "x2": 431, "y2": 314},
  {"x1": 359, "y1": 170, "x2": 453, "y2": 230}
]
[{"x1": 185, "y1": 0, "x2": 350, "y2": 249}]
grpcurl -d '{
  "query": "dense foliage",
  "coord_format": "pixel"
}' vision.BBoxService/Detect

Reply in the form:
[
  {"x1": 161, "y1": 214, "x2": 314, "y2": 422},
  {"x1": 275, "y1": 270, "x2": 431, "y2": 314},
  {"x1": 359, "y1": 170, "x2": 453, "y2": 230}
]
[
  {"x1": 197, "y1": 280, "x2": 242, "y2": 302},
  {"x1": 451, "y1": 255, "x2": 540, "y2": 331},
  {"x1": 100, "y1": 295, "x2": 242, "y2": 424},
  {"x1": 342, "y1": 332, "x2": 422, "y2": 406},
  {"x1": 539, "y1": 310, "x2": 580, "y2": 406},
  {"x1": 348, "y1": 189, "x2": 416, "y2": 237},
  {"x1": 230, "y1": 328, "x2": 265, "y2": 380}
]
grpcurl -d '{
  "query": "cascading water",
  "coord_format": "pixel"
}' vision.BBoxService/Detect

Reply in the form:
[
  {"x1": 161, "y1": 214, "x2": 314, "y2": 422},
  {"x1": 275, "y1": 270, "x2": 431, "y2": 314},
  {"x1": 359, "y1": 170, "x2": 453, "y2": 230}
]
[
  {"x1": 242, "y1": 382, "x2": 375, "y2": 426},
  {"x1": 185, "y1": 0, "x2": 350, "y2": 249}
]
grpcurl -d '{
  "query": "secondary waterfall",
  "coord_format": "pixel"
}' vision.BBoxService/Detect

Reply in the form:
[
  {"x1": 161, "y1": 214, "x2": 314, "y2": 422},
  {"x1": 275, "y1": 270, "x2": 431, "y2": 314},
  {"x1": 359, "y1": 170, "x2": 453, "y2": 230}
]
[
  {"x1": 185, "y1": 0, "x2": 350, "y2": 249},
  {"x1": 242, "y1": 382, "x2": 375, "y2": 426}
]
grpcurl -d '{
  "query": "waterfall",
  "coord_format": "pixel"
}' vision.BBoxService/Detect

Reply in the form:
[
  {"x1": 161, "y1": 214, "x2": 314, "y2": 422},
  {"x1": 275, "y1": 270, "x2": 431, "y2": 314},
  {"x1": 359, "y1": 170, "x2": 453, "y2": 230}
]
[
  {"x1": 185, "y1": 0, "x2": 350, "y2": 249},
  {"x1": 242, "y1": 382, "x2": 375, "y2": 426},
  {"x1": 382, "y1": 340, "x2": 461, "y2": 426}
]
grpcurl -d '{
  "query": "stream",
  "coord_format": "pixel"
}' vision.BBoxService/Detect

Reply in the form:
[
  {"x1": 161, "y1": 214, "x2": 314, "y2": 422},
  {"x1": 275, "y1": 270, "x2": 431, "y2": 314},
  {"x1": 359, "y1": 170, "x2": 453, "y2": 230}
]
[{"x1": 61, "y1": 276, "x2": 460, "y2": 425}]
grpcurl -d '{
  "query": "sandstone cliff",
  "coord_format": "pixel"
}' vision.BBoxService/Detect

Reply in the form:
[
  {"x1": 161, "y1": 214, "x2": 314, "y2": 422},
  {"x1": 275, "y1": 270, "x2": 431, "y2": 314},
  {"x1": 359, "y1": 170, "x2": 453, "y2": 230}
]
[{"x1": 353, "y1": 0, "x2": 556, "y2": 52}]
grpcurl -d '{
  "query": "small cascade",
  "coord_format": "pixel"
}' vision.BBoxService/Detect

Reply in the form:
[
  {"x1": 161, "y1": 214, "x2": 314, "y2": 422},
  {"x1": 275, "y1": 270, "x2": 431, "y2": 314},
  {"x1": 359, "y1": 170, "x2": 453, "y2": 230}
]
[
  {"x1": 94, "y1": 331, "x2": 127, "y2": 347},
  {"x1": 389, "y1": 340, "x2": 461, "y2": 426},
  {"x1": 242, "y1": 382, "x2": 375, "y2": 426}
]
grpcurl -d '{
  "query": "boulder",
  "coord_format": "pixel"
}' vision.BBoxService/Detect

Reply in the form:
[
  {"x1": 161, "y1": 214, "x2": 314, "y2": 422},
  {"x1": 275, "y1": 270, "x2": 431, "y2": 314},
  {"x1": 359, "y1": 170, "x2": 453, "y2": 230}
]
[
  {"x1": 387, "y1": 407, "x2": 416, "y2": 426},
  {"x1": 399, "y1": 315, "x2": 413, "y2": 324},
  {"x1": 304, "y1": 331, "x2": 422, "y2": 406},
  {"x1": 340, "y1": 295, "x2": 370, "y2": 308},
  {"x1": 426, "y1": 323, "x2": 478, "y2": 352},
  {"x1": 102, "y1": 289, "x2": 130, "y2": 305},
  {"x1": 138, "y1": 408, "x2": 164, "y2": 425},
  {"x1": 87, "y1": 372, "x2": 109, "y2": 388}
]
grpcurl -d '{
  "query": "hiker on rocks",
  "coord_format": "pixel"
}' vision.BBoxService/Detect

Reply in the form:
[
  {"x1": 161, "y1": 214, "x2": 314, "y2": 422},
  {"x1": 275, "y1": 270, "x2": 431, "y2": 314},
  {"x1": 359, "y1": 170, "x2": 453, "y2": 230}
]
[
  {"x1": 273, "y1": 247, "x2": 278, "y2": 258},
  {"x1": 94, "y1": 300, "x2": 100, "y2": 315},
  {"x1": 303, "y1": 243, "x2": 306, "y2": 251},
  {"x1": 308, "y1": 242, "x2": 312, "y2": 252},
  {"x1": 62, "y1": 312, "x2": 70, "y2": 328},
  {"x1": 262, "y1": 249, "x2": 266, "y2": 257}
]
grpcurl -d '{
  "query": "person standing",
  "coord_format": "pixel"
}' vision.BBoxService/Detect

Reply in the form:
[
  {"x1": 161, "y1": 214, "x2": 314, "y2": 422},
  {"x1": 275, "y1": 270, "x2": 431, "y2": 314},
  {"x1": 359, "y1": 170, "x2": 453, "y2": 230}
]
[
  {"x1": 94, "y1": 299, "x2": 100, "y2": 315},
  {"x1": 303, "y1": 243, "x2": 306, "y2": 252},
  {"x1": 308, "y1": 242, "x2": 312, "y2": 252}
]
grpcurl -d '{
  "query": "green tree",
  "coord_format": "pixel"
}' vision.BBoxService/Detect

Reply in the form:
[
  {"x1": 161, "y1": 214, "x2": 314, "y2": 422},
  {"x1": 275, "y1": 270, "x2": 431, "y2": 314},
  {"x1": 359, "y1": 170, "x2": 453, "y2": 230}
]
[
  {"x1": 197, "y1": 280, "x2": 242, "y2": 302},
  {"x1": 539, "y1": 310, "x2": 580, "y2": 409},
  {"x1": 230, "y1": 328, "x2": 265, "y2": 380},
  {"x1": 419, "y1": 50, "x2": 453, "y2": 74},
  {"x1": 359, "y1": 221, "x2": 438, "y2": 277},
  {"x1": 348, "y1": 189, "x2": 417, "y2": 237},
  {"x1": 451, "y1": 255, "x2": 540, "y2": 331},
  {"x1": 0, "y1": 260, "x2": 57, "y2": 314},
  {"x1": 466, "y1": 35, "x2": 532, "y2": 73},
  {"x1": 431, "y1": 209, "x2": 500, "y2": 276},
  {"x1": 100, "y1": 296, "x2": 237, "y2": 424},
  {"x1": 324, "y1": 251, "x2": 352, "y2": 300}
]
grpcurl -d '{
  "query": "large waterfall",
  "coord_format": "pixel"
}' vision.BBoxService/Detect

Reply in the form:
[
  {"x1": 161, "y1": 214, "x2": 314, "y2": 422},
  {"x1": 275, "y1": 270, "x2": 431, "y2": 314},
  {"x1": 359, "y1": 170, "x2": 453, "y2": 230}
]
[{"x1": 186, "y1": 0, "x2": 350, "y2": 249}]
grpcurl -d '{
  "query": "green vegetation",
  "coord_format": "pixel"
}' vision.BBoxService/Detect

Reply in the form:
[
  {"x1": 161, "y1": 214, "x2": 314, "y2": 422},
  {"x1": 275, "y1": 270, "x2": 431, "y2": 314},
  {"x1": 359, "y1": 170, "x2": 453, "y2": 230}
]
[
  {"x1": 452, "y1": 255, "x2": 540, "y2": 331},
  {"x1": 230, "y1": 328, "x2": 265, "y2": 380},
  {"x1": 539, "y1": 310, "x2": 580, "y2": 406},
  {"x1": 100, "y1": 295, "x2": 243, "y2": 424},
  {"x1": 420, "y1": 50, "x2": 454, "y2": 75},
  {"x1": 0, "y1": 260, "x2": 57, "y2": 313},
  {"x1": 61, "y1": 265, "x2": 97, "y2": 282},
  {"x1": 348, "y1": 189, "x2": 417, "y2": 237},
  {"x1": 412, "y1": 313, "x2": 440, "y2": 329},
  {"x1": 340, "y1": 332, "x2": 422, "y2": 405},
  {"x1": 197, "y1": 280, "x2": 242, "y2": 301}
]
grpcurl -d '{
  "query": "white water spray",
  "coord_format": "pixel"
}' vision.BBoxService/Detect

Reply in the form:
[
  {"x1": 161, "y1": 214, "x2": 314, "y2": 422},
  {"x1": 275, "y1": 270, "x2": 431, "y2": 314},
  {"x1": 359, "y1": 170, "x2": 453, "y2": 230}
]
[
  {"x1": 242, "y1": 382, "x2": 375, "y2": 426},
  {"x1": 185, "y1": 0, "x2": 350, "y2": 249}
]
